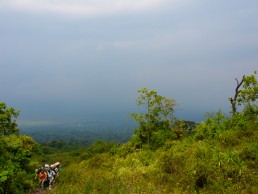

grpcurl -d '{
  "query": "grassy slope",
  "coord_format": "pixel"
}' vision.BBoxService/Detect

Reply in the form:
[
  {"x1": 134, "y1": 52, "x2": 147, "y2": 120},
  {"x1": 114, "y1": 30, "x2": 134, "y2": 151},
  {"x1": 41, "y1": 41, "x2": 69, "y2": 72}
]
[{"x1": 48, "y1": 118, "x2": 258, "y2": 194}]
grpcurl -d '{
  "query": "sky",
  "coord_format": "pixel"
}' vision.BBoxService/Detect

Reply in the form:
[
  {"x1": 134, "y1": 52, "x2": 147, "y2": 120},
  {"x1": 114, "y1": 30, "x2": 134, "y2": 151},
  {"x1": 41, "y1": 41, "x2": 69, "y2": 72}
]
[{"x1": 0, "y1": 0, "x2": 257, "y2": 123}]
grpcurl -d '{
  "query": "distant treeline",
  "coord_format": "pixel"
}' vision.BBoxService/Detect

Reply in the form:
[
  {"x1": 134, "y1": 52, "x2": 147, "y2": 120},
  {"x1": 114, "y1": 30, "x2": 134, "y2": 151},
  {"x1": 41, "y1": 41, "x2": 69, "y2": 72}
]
[
  {"x1": 20, "y1": 119, "x2": 136, "y2": 147},
  {"x1": 20, "y1": 119, "x2": 196, "y2": 150}
]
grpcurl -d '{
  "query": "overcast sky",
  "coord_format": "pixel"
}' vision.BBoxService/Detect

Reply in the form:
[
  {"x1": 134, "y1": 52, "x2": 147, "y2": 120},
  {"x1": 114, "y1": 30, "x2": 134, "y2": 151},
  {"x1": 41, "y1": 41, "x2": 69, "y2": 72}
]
[{"x1": 0, "y1": 0, "x2": 257, "y2": 122}]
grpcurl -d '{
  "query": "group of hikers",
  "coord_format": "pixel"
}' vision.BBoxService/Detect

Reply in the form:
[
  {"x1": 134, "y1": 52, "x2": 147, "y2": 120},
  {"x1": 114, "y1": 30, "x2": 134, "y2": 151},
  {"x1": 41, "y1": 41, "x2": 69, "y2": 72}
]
[{"x1": 35, "y1": 162, "x2": 61, "y2": 190}]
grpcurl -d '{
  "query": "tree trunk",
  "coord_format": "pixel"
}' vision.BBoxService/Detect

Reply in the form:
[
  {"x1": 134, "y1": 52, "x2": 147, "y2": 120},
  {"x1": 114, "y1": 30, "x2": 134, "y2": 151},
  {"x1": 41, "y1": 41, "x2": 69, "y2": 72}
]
[{"x1": 229, "y1": 75, "x2": 245, "y2": 114}]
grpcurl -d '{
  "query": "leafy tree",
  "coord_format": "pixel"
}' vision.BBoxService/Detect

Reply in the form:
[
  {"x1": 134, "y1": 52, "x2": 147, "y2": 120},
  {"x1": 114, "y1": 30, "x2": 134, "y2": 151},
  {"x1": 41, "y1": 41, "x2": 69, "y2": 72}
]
[
  {"x1": 0, "y1": 102, "x2": 37, "y2": 193},
  {"x1": 229, "y1": 71, "x2": 258, "y2": 114},
  {"x1": 130, "y1": 88, "x2": 176, "y2": 146},
  {"x1": 194, "y1": 110, "x2": 229, "y2": 140},
  {"x1": 238, "y1": 71, "x2": 258, "y2": 105},
  {"x1": 0, "y1": 102, "x2": 20, "y2": 135}
]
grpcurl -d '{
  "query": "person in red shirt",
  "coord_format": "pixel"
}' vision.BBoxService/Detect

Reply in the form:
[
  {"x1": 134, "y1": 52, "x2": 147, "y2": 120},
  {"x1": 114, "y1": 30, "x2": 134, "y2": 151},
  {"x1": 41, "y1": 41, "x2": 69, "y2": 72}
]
[{"x1": 39, "y1": 170, "x2": 47, "y2": 190}]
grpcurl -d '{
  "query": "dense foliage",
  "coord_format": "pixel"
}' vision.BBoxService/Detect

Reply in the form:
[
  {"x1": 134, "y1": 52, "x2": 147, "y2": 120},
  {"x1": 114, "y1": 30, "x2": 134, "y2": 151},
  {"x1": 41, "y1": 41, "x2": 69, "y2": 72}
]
[
  {"x1": 0, "y1": 102, "x2": 37, "y2": 193},
  {"x1": 54, "y1": 109, "x2": 257, "y2": 193}
]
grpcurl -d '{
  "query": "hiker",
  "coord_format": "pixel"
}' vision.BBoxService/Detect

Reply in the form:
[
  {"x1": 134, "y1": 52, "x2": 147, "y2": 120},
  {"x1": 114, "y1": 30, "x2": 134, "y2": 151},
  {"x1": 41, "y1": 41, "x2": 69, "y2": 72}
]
[
  {"x1": 54, "y1": 162, "x2": 61, "y2": 173},
  {"x1": 50, "y1": 165, "x2": 58, "y2": 179},
  {"x1": 38, "y1": 169, "x2": 47, "y2": 190},
  {"x1": 34, "y1": 162, "x2": 61, "y2": 190},
  {"x1": 44, "y1": 163, "x2": 50, "y2": 169},
  {"x1": 51, "y1": 162, "x2": 61, "y2": 177},
  {"x1": 46, "y1": 166, "x2": 56, "y2": 190},
  {"x1": 34, "y1": 167, "x2": 42, "y2": 180}
]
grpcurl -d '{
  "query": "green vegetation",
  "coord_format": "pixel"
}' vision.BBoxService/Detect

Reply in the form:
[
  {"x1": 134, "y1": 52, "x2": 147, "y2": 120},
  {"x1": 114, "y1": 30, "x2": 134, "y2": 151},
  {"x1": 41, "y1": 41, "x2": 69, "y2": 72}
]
[
  {"x1": 53, "y1": 73, "x2": 257, "y2": 193},
  {"x1": 130, "y1": 88, "x2": 177, "y2": 148},
  {"x1": 0, "y1": 102, "x2": 37, "y2": 193},
  {"x1": 229, "y1": 71, "x2": 258, "y2": 114},
  {"x1": 0, "y1": 71, "x2": 257, "y2": 193},
  {"x1": 54, "y1": 119, "x2": 257, "y2": 193}
]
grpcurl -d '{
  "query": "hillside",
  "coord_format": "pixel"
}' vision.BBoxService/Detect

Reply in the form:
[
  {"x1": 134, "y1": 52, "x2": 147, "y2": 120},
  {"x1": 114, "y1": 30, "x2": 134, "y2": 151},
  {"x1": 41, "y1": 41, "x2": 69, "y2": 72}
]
[
  {"x1": 1, "y1": 73, "x2": 257, "y2": 193},
  {"x1": 48, "y1": 111, "x2": 258, "y2": 193},
  {"x1": 35, "y1": 86, "x2": 258, "y2": 193}
]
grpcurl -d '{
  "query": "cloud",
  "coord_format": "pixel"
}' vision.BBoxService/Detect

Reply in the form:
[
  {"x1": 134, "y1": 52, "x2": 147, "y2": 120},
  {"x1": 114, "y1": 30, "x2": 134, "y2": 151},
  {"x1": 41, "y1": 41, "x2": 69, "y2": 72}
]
[
  {"x1": 96, "y1": 40, "x2": 143, "y2": 51},
  {"x1": 1, "y1": 0, "x2": 172, "y2": 17}
]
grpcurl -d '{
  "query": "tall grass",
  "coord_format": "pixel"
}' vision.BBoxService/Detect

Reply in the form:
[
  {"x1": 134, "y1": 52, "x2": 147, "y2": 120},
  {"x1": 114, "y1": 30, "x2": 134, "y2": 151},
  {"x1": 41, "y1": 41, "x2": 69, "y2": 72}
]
[{"x1": 49, "y1": 115, "x2": 257, "y2": 194}]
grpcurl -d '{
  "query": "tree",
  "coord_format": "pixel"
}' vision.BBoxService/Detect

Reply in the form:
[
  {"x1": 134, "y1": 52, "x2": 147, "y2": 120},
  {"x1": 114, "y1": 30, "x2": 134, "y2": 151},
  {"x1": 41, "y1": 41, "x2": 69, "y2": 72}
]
[
  {"x1": 229, "y1": 76, "x2": 245, "y2": 114},
  {"x1": 0, "y1": 102, "x2": 20, "y2": 135},
  {"x1": 229, "y1": 71, "x2": 258, "y2": 114},
  {"x1": 130, "y1": 88, "x2": 176, "y2": 146},
  {"x1": 0, "y1": 102, "x2": 37, "y2": 193}
]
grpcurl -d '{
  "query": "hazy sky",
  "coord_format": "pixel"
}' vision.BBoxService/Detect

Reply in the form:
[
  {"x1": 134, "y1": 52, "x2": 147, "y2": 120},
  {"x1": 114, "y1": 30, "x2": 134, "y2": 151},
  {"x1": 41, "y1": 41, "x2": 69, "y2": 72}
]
[{"x1": 0, "y1": 0, "x2": 257, "y2": 122}]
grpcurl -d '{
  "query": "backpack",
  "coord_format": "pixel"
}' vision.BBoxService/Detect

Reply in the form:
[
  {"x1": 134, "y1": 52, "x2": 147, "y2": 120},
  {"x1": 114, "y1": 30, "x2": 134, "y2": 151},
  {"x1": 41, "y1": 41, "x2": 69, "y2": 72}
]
[{"x1": 47, "y1": 170, "x2": 56, "y2": 181}]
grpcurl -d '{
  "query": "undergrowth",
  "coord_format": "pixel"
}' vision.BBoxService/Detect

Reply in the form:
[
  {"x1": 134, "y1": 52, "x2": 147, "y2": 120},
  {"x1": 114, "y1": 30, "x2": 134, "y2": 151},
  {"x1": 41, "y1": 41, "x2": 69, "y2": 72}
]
[{"x1": 50, "y1": 114, "x2": 258, "y2": 194}]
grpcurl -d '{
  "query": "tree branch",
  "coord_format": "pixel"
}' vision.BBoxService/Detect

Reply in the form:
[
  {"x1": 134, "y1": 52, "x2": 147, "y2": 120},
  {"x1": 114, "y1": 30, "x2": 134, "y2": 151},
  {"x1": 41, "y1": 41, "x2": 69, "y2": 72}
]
[{"x1": 230, "y1": 75, "x2": 245, "y2": 113}]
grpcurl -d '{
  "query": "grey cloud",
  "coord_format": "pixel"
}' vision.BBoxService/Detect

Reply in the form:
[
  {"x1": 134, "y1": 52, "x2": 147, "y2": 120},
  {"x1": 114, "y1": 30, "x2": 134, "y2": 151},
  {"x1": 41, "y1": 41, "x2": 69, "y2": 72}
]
[{"x1": 0, "y1": 0, "x2": 257, "y2": 122}]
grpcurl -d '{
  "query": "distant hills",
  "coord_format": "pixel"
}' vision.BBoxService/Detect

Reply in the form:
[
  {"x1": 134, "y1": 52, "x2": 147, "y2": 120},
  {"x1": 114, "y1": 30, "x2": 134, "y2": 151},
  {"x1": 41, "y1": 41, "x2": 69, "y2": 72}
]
[{"x1": 19, "y1": 117, "x2": 136, "y2": 146}]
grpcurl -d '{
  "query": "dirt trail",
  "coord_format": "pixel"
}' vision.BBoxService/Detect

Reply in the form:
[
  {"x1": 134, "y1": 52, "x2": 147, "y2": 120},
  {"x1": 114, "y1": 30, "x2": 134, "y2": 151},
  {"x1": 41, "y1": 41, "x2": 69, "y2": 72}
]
[
  {"x1": 31, "y1": 187, "x2": 56, "y2": 194},
  {"x1": 30, "y1": 188, "x2": 44, "y2": 194}
]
